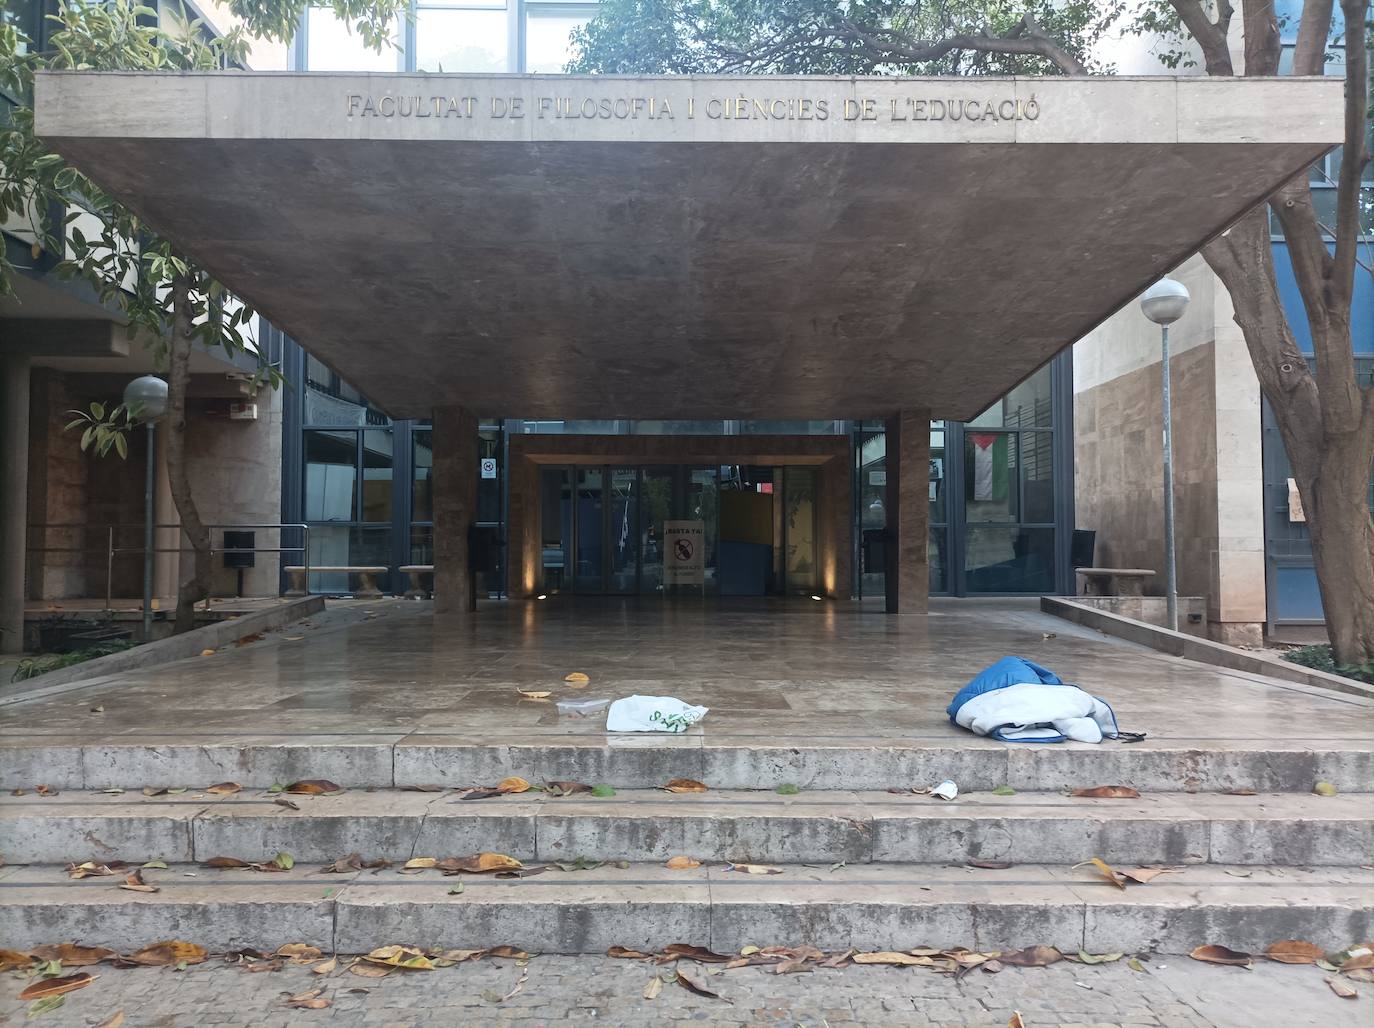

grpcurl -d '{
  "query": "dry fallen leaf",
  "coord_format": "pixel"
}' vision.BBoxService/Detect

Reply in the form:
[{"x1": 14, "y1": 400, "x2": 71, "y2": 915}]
[
  {"x1": 564, "y1": 672, "x2": 590, "y2": 685},
  {"x1": 202, "y1": 856, "x2": 253, "y2": 869},
  {"x1": 724, "y1": 862, "x2": 783, "y2": 875},
  {"x1": 643, "y1": 976, "x2": 663, "y2": 999},
  {"x1": 285, "y1": 779, "x2": 344, "y2": 795},
  {"x1": 1190, "y1": 945, "x2": 1252, "y2": 967},
  {"x1": 66, "y1": 861, "x2": 118, "y2": 879},
  {"x1": 497, "y1": 776, "x2": 533, "y2": 794},
  {"x1": 544, "y1": 781, "x2": 593, "y2": 797},
  {"x1": 1010, "y1": 1014, "x2": 1026, "y2": 1028},
  {"x1": 1326, "y1": 977, "x2": 1358, "y2": 999},
  {"x1": 29, "y1": 944, "x2": 116, "y2": 967},
  {"x1": 285, "y1": 989, "x2": 331, "y2": 1010},
  {"x1": 348, "y1": 961, "x2": 392, "y2": 978},
  {"x1": 967, "y1": 858, "x2": 1013, "y2": 870},
  {"x1": 664, "y1": 778, "x2": 709, "y2": 793},
  {"x1": 362, "y1": 945, "x2": 434, "y2": 970},
  {"x1": 607, "y1": 947, "x2": 653, "y2": 959},
  {"x1": 516, "y1": 689, "x2": 553, "y2": 700},
  {"x1": 1084, "y1": 857, "x2": 1127, "y2": 890},
  {"x1": 1266, "y1": 940, "x2": 1325, "y2": 965},
  {"x1": 675, "y1": 969, "x2": 729, "y2": 1002},
  {"x1": 666, "y1": 856, "x2": 701, "y2": 870},
  {"x1": 200, "y1": 648, "x2": 216, "y2": 656},
  {"x1": 658, "y1": 944, "x2": 732, "y2": 964},
  {"x1": 274, "y1": 797, "x2": 302, "y2": 811},
  {"x1": 998, "y1": 946, "x2": 1064, "y2": 967},
  {"x1": 312, "y1": 957, "x2": 338, "y2": 975},
  {"x1": 126, "y1": 940, "x2": 207, "y2": 967},
  {"x1": 1119, "y1": 867, "x2": 1181, "y2": 885},
  {"x1": 1341, "y1": 952, "x2": 1374, "y2": 972},
  {"x1": 18, "y1": 973, "x2": 97, "y2": 1001},
  {"x1": 1069, "y1": 786, "x2": 1141, "y2": 799},
  {"x1": 95, "y1": 1013, "x2": 125, "y2": 1028},
  {"x1": 0, "y1": 949, "x2": 33, "y2": 971},
  {"x1": 438, "y1": 852, "x2": 524, "y2": 874},
  {"x1": 401, "y1": 857, "x2": 438, "y2": 872},
  {"x1": 119, "y1": 869, "x2": 158, "y2": 893},
  {"x1": 276, "y1": 944, "x2": 323, "y2": 962},
  {"x1": 1223, "y1": 788, "x2": 1258, "y2": 796},
  {"x1": 853, "y1": 951, "x2": 930, "y2": 966},
  {"x1": 205, "y1": 782, "x2": 242, "y2": 796}
]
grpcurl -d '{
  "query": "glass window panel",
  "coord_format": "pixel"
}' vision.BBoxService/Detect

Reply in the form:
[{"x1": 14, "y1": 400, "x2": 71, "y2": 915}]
[
  {"x1": 416, "y1": 9, "x2": 510, "y2": 72},
  {"x1": 540, "y1": 468, "x2": 571, "y2": 592},
  {"x1": 478, "y1": 429, "x2": 501, "y2": 523},
  {"x1": 631, "y1": 420, "x2": 728, "y2": 435},
  {"x1": 1020, "y1": 432, "x2": 1055, "y2": 524},
  {"x1": 608, "y1": 468, "x2": 638, "y2": 593},
  {"x1": 305, "y1": 526, "x2": 393, "y2": 594},
  {"x1": 306, "y1": 7, "x2": 399, "y2": 71},
  {"x1": 639, "y1": 466, "x2": 672, "y2": 593},
  {"x1": 783, "y1": 466, "x2": 816, "y2": 593},
  {"x1": 304, "y1": 430, "x2": 358, "y2": 522},
  {"x1": 687, "y1": 466, "x2": 719, "y2": 593},
  {"x1": 361, "y1": 429, "x2": 394, "y2": 522},
  {"x1": 929, "y1": 527, "x2": 947, "y2": 593},
  {"x1": 573, "y1": 467, "x2": 603, "y2": 592},
  {"x1": 412, "y1": 429, "x2": 433, "y2": 522},
  {"x1": 929, "y1": 427, "x2": 946, "y2": 525},
  {"x1": 964, "y1": 526, "x2": 1054, "y2": 593},
  {"x1": 738, "y1": 420, "x2": 844, "y2": 434},
  {"x1": 968, "y1": 365, "x2": 1053, "y2": 428},
  {"x1": 409, "y1": 524, "x2": 433, "y2": 566},
  {"x1": 526, "y1": 8, "x2": 594, "y2": 73},
  {"x1": 964, "y1": 431, "x2": 1017, "y2": 522}
]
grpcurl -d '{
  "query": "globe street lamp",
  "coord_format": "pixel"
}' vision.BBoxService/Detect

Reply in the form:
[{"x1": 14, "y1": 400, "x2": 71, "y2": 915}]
[
  {"x1": 123, "y1": 375, "x2": 168, "y2": 639},
  {"x1": 1140, "y1": 279, "x2": 1190, "y2": 632}
]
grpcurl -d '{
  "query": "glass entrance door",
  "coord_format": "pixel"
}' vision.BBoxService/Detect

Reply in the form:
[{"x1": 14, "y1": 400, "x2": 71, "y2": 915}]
[
  {"x1": 607, "y1": 467, "x2": 638, "y2": 593},
  {"x1": 573, "y1": 468, "x2": 603, "y2": 592}
]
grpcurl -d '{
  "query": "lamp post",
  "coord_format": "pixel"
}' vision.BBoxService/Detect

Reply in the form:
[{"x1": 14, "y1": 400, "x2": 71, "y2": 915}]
[
  {"x1": 1140, "y1": 279, "x2": 1190, "y2": 632},
  {"x1": 123, "y1": 375, "x2": 168, "y2": 640}
]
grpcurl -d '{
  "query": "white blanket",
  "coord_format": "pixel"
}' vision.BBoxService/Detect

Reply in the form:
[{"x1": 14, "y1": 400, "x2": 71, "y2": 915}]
[{"x1": 953, "y1": 683, "x2": 1118, "y2": 743}]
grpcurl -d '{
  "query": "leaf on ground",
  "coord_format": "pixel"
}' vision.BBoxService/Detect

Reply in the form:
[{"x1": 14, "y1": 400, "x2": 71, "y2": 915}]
[
  {"x1": 438, "y1": 852, "x2": 524, "y2": 874},
  {"x1": 998, "y1": 946, "x2": 1064, "y2": 967},
  {"x1": 285, "y1": 988, "x2": 331, "y2": 1010},
  {"x1": 1326, "y1": 977, "x2": 1358, "y2": 999},
  {"x1": 607, "y1": 947, "x2": 653, "y2": 959},
  {"x1": 1265, "y1": 940, "x2": 1325, "y2": 965},
  {"x1": 853, "y1": 951, "x2": 932, "y2": 966},
  {"x1": 666, "y1": 856, "x2": 701, "y2": 870},
  {"x1": 1082, "y1": 857, "x2": 1127, "y2": 890},
  {"x1": 1069, "y1": 786, "x2": 1141, "y2": 799},
  {"x1": 486, "y1": 946, "x2": 531, "y2": 960},
  {"x1": 664, "y1": 779, "x2": 709, "y2": 793},
  {"x1": 431, "y1": 949, "x2": 487, "y2": 966},
  {"x1": 95, "y1": 1013, "x2": 125, "y2": 1028},
  {"x1": 1340, "y1": 952, "x2": 1374, "y2": 972},
  {"x1": 516, "y1": 689, "x2": 553, "y2": 700},
  {"x1": 1190, "y1": 945, "x2": 1253, "y2": 967},
  {"x1": 1076, "y1": 951, "x2": 1123, "y2": 965},
  {"x1": 1314, "y1": 781, "x2": 1338, "y2": 797},
  {"x1": 1009, "y1": 1014, "x2": 1026, "y2": 1028},
  {"x1": 459, "y1": 788, "x2": 504, "y2": 801},
  {"x1": 591, "y1": 784, "x2": 616, "y2": 797},
  {"x1": 819, "y1": 950, "x2": 855, "y2": 968},
  {"x1": 497, "y1": 776, "x2": 532, "y2": 794},
  {"x1": 724, "y1": 862, "x2": 783, "y2": 875},
  {"x1": 448, "y1": 883, "x2": 465, "y2": 895},
  {"x1": 235, "y1": 633, "x2": 264, "y2": 647},
  {"x1": 991, "y1": 786, "x2": 1016, "y2": 796},
  {"x1": 66, "y1": 861, "x2": 118, "y2": 879},
  {"x1": 775, "y1": 783, "x2": 800, "y2": 795},
  {"x1": 202, "y1": 856, "x2": 253, "y2": 869},
  {"x1": 658, "y1": 944, "x2": 733, "y2": 964},
  {"x1": 564, "y1": 672, "x2": 590, "y2": 685},
  {"x1": 243, "y1": 960, "x2": 284, "y2": 974},
  {"x1": 0, "y1": 949, "x2": 33, "y2": 971},
  {"x1": 274, "y1": 852, "x2": 295, "y2": 870},
  {"x1": 362, "y1": 945, "x2": 434, "y2": 971},
  {"x1": 205, "y1": 782, "x2": 242, "y2": 796},
  {"x1": 1128, "y1": 958, "x2": 1146, "y2": 972},
  {"x1": 400, "y1": 857, "x2": 438, "y2": 872},
  {"x1": 347, "y1": 960, "x2": 392, "y2": 978},
  {"x1": 1223, "y1": 788, "x2": 1258, "y2": 796},
  {"x1": 273, "y1": 798, "x2": 301, "y2": 811},
  {"x1": 276, "y1": 944, "x2": 322, "y2": 962},
  {"x1": 119, "y1": 869, "x2": 158, "y2": 893},
  {"x1": 643, "y1": 976, "x2": 662, "y2": 999},
  {"x1": 675, "y1": 969, "x2": 730, "y2": 1002},
  {"x1": 312, "y1": 957, "x2": 337, "y2": 975},
  {"x1": 1347, "y1": 968, "x2": 1374, "y2": 983},
  {"x1": 26, "y1": 995, "x2": 65, "y2": 1017},
  {"x1": 320, "y1": 854, "x2": 363, "y2": 874},
  {"x1": 401, "y1": 784, "x2": 445, "y2": 793},
  {"x1": 126, "y1": 941, "x2": 207, "y2": 967},
  {"x1": 141, "y1": 860, "x2": 168, "y2": 870},
  {"x1": 544, "y1": 781, "x2": 593, "y2": 797},
  {"x1": 981, "y1": 959, "x2": 1004, "y2": 974},
  {"x1": 285, "y1": 780, "x2": 344, "y2": 796},
  {"x1": 29, "y1": 944, "x2": 116, "y2": 967},
  {"x1": 199, "y1": 648, "x2": 216, "y2": 657},
  {"x1": 1224, "y1": 868, "x2": 1253, "y2": 878},
  {"x1": 18, "y1": 973, "x2": 97, "y2": 1001},
  {"x1": 967, "y1": 858, "x2": 1013, "y2": 870}
]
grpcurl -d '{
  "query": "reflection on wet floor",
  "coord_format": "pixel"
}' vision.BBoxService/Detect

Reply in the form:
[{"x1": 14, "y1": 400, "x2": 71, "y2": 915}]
[{"x1": 2, "y1": 597, "x2": 1370, "y2": 747}]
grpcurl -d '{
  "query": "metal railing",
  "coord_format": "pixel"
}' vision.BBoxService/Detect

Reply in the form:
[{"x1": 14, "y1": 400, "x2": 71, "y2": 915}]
[{"x1": 26, "y1": 522, "x2": 309, "y2": 613}]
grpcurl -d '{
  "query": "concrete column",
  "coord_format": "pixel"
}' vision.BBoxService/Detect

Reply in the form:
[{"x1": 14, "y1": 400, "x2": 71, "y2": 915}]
[
  {"x1": 433, "y1": 405, "x2": 478, "y2": 616},
  {"x1": 884, "y1": 409, "x2": 930, "y2": 614},
  {"x1": 2, "y1": 354, "x2": 32, "y2": 652}
]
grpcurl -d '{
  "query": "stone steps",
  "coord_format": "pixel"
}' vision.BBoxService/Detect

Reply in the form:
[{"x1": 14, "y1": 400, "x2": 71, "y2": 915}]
[
  {"x1": 5, "y1": 736, "x2": 1371, "y2": 792},
  {"x1": 3, "y1": 861, "x2": 1370, "y2": 955},
  {"x1": 5, "y1": 788, "x2": 1371, "y2": 867}
]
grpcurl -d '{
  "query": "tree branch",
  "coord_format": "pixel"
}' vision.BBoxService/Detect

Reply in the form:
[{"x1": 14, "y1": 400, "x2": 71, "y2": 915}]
[
  {"x1": 1292, "y1": 0, "x2": 1335, "y2": 75},
  {"x1": 1168, "y1": 0, "x2": 1235, "y2": 76},
  {"x1": 1243, "y1": 0, "x2": 1280, "y2": 76},
  {"x1": 1331, "y1": 0, "x2": 1370, "y2": 307},
  {"x1": 832, "y1": 14, "x2": 1089, "y2": 75}
]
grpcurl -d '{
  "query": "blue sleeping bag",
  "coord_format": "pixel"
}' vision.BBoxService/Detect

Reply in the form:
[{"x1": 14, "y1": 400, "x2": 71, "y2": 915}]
[{"x1": 946, "y1": 656, "x2": 1063, "y2": 722}]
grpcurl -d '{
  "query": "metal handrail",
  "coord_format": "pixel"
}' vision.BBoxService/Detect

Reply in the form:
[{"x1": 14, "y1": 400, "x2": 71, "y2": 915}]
[{"x1": 25, "y1": 522, "x2": 309, "y2": 614}]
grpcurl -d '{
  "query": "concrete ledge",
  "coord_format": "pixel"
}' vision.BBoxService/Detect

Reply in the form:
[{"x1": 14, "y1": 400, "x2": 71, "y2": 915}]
[
  {"x1": 1042, "y1": 596, "x2": 1374, "y2": 701},
  {"x1": 1, "y1": 596, "x2": 325, "y2": 702}
]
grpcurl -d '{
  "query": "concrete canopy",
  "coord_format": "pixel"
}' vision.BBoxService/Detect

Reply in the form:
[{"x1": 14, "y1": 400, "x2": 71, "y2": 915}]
[{"x1": 35, "y1": 73, "x2": 1339, "y2": 420}]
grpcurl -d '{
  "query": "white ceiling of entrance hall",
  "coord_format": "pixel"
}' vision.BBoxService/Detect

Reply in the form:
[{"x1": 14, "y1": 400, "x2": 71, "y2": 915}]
[{"x1": 35, "y1": 74, "x2": 1339, "y2": 420}]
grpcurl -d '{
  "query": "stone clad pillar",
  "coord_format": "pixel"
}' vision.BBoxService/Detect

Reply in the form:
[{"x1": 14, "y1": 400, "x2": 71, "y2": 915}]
[
  {"x1": 2, "y1": 354, "x2": 31, "y2": 652},
  {"x1": 884, "y1": 409, "x2": 930, "y2": 614},
  {"x1": 433, "y1": 405, "x2": 478, "y2": 617}
]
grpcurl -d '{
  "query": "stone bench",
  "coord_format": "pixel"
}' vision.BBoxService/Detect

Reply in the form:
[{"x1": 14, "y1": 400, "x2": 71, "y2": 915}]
[
  {"x1": 284, "y1": 566, "x2": 387, "y2": 598},
  {"x1": 1076, "y1": 567, "x2": 1156, "y2": 598},
  {"x1": 399, "y1": 564, "x2": 434, "y2": 599}
]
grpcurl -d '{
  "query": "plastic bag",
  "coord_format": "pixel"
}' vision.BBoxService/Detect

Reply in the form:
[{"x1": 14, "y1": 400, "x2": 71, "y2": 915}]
[{"x1": 605, "y1": 695, "x2": 708, "y2": 733}]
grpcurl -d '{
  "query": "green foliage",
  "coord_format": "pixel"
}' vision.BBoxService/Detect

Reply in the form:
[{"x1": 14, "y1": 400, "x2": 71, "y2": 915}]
[
  {"x1": 64, "y1": 400, "x2": 140, "y2": 459},
  {"x1": 12, "y1": 640, "x2": 134, "y2": 682},
  {"x1": 569, "y1": 0, "x2": 1122, "y2": 76},
  {"x1": 1283, "y1": 643, "x2": 1374, "y2": 684},
  {"x1": 227, "y1": 0, "x2": 407, "y2": 51}
]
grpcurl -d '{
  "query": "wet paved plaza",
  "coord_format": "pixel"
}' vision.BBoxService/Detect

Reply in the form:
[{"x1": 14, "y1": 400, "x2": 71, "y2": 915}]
[{"x1": 2, "y1": 597, "x2": 1369, "y2": 754}]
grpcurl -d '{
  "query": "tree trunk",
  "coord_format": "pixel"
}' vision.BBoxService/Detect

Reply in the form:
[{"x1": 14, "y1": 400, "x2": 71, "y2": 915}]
[{"x1": 168, "y1": 273, "x2": 212, "y2": 634}]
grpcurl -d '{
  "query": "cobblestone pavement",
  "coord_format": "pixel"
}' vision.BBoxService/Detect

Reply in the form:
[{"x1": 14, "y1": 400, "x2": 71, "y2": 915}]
[{"x1": 1, "y1": 955, "x2": 1364, "y2": 1028}]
